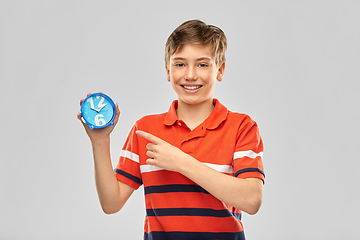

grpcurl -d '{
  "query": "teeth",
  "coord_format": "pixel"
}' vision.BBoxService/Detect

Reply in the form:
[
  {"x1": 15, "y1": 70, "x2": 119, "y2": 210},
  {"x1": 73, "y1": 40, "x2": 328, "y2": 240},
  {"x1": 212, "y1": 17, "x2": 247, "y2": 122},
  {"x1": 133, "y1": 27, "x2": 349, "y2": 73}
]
[{"x1": 183, "y1": 85, "x2": 201, "y2": 90}]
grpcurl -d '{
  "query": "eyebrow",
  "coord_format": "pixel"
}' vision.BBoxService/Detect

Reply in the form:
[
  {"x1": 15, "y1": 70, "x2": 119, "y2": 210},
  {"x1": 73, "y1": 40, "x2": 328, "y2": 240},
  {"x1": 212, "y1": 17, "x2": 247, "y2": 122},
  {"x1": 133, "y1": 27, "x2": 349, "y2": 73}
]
[{"x1": 172, "y1": 57, "x2": 212, "y2": 61}]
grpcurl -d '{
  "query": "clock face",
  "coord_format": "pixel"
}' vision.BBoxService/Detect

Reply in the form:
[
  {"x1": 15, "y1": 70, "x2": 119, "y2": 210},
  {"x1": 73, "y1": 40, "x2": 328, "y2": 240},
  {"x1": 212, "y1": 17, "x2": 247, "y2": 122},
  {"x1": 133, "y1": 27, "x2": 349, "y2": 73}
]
[{"x1": 81, "y1": 93, "x2": 116, "y2": 129}]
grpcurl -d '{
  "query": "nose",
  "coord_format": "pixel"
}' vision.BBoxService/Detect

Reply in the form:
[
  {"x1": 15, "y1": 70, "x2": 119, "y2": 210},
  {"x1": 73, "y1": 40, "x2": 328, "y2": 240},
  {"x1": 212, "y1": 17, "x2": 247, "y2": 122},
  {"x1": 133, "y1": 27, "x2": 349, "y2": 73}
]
[{"x1": 185, "y1": 66, "x2": 198, "y2": 81}]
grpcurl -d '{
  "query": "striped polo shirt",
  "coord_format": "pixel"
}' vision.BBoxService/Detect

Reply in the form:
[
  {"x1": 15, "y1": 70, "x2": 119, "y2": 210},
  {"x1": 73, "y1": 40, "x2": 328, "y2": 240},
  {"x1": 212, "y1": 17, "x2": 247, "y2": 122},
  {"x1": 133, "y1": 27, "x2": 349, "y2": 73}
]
[{"x1": 115, "y1": 99, "x2": 265, "y2": 240}]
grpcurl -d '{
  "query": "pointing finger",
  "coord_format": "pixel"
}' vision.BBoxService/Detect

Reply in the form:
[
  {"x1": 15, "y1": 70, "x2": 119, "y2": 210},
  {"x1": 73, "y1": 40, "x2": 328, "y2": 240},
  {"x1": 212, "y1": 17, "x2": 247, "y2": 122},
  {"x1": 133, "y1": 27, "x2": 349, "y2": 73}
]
[{"x1": 136, "y1": 130, "x2": 162, "y2": 145}]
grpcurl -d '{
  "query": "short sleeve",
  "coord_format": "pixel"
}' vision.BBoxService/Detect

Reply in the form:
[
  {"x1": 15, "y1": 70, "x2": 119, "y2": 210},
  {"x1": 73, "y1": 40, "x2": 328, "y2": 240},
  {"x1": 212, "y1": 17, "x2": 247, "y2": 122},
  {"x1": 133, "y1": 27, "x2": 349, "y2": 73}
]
[
  {"x1": 233, "y1": 118, "x2": 265, "y2": 183},
  {"x1": 114, "y1": 124, "x2": 143, "y2": 189}
]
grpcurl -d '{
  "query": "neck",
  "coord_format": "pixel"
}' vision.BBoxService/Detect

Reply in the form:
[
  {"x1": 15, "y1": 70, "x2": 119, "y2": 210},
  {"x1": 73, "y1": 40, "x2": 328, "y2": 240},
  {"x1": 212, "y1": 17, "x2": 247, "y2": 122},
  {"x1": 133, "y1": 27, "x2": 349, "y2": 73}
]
[{"x1": 176, "y1": 98, "x2": 215, "y2": 130}]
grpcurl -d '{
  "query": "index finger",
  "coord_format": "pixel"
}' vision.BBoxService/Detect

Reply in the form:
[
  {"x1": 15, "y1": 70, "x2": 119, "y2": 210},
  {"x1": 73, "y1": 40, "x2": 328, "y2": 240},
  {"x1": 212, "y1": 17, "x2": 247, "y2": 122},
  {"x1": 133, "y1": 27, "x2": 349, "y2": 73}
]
[{"x1": 136, "y1": 130, "x2": 162, "y2": 145}]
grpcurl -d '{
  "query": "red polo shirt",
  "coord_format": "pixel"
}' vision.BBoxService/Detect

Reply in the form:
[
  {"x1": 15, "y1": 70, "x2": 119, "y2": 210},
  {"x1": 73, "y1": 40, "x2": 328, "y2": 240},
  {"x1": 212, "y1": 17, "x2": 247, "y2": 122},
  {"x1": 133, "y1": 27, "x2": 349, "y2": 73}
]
[{"x1": 115, "y1": 99, "x2": 264, "y2": 240}]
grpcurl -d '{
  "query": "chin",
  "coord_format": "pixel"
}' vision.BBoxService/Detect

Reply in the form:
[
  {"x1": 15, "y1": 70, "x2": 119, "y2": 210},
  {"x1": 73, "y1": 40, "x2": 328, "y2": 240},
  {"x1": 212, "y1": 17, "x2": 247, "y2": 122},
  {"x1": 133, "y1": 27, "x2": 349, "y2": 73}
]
[{"x1": 179, "y1": 97, "x2": 211, "y2": 106}]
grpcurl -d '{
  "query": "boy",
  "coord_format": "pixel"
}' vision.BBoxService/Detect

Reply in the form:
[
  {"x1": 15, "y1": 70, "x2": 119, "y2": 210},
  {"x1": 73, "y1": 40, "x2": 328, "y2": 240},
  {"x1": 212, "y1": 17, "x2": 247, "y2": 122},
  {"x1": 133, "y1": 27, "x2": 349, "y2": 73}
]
[{"x1": 78, "y1": 19, "x2": 265, "y2": 240}]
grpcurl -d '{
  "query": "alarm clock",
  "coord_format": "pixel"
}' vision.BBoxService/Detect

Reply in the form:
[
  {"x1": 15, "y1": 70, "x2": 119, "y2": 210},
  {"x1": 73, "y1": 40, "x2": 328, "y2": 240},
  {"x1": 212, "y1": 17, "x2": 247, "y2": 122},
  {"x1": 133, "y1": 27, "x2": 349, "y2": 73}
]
[{"x1": 80, "y1": 93, "x2": 116, "y2": 129}]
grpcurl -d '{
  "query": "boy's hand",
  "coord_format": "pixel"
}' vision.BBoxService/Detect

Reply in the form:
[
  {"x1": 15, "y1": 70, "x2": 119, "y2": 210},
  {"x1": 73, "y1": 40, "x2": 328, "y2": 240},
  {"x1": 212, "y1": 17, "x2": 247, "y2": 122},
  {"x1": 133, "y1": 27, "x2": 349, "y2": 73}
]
[
  {"x1": 136, "y1": 130, "x2": 191, "y2": 173},
  {"x1": 77, "y1": 93, "x2": 120, "y2": 143}
]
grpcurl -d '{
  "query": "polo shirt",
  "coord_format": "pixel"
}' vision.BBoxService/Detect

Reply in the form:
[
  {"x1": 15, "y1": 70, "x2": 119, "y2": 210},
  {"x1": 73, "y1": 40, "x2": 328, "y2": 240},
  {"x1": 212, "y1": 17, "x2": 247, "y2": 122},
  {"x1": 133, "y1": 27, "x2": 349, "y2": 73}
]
[{"x1": 115, "y1": 98, "x2": 265, "y2": 240}]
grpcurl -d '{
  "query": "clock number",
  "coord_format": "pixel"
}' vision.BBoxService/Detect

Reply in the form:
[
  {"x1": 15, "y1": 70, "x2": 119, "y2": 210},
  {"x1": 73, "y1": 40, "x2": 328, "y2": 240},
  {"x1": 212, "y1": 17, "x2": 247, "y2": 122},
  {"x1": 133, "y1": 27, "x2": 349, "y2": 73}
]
[
  {"x1": 87, "y1": 97, "x2": 95, "y2": 109},
  {"x1": 95, "y1": 114, "x2": 106, "y2": 126},
  {"x1": 88, "y1": 96, "x2": 107, "y2": 112},
  {"x1": 98, "y1": 97, "x2": 107, "y2": 109}
]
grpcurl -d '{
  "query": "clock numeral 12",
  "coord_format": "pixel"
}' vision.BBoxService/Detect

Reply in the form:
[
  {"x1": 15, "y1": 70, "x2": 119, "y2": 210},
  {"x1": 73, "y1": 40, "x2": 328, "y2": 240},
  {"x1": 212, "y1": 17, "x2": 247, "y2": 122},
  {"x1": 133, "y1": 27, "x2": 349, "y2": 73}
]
[{"x1": 87, "y1": 96, "x2": 106, "y2": 110}]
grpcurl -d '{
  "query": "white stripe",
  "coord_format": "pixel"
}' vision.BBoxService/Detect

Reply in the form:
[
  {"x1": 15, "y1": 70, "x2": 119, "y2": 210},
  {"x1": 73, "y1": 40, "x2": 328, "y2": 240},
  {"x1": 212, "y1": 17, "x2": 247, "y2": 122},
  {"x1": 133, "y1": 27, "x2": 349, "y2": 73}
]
[
  {"x1": 140, "y1": 163, "x2": 234, "y2": 174},
  {"x1": 233, "y1": 150, "x2": 263, "y2": 160},
  {"x1": 203, "y1": 163, "x2": 234, "y2": 174},
  {"x1": 120, "y1": 150, "x2": 139, "y2": 163},
  {"x1": 140, "y1": 165, "x2": 164, "y2": 173}
]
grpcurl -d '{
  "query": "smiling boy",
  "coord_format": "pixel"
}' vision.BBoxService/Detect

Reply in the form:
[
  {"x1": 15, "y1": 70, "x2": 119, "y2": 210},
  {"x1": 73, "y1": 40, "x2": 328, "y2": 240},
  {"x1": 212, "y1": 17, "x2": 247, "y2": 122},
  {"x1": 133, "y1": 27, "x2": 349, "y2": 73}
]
[{"x1": 78, "y1": 19, "x2": 264, "y2": 240}]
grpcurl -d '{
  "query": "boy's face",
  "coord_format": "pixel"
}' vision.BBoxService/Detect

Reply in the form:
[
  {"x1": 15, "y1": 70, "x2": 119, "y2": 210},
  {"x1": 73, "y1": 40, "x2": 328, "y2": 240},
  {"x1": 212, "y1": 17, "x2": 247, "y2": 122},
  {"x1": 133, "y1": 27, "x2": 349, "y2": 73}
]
[{"x1": 166, "y1": 44, "x2": 225, "y2": 107}]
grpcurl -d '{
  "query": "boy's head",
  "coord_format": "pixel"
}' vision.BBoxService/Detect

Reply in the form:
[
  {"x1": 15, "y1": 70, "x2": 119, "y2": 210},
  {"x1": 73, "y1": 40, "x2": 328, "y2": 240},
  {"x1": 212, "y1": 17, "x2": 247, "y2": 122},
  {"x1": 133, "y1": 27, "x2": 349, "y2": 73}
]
[{"x1": 165, "y1": 19, "x2": 227, "y2": 67}]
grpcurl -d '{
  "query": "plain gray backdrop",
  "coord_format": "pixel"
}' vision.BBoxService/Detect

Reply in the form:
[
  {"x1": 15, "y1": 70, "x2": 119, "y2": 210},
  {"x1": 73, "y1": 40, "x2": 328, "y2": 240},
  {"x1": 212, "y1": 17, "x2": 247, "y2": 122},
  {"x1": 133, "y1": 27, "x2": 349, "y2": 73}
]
[{"x1": 1, "y1": 0, "x2": 359, "y2": 239}]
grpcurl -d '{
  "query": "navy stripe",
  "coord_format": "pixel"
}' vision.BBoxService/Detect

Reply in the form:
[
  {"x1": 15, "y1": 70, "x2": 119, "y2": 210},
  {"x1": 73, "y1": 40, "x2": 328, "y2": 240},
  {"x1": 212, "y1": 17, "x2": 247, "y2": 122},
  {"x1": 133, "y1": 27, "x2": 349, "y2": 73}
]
[
  {"x1": 235, "y1": 168, "x2": 265, "y2": 178},
  {"x1": 144, "y1": 231, "x2": 245, "y2": 240},
  {"x1": 233, "y1": 212, "x2": 242, "y2": 221},
  {"x1": 114, "y1": 168, "x2": 143, "y2": 185},
  {"x1": 144, "y1": 184, "x2": 209, "y2": 195},
  {"x1": 146, "y1": 208, "x2": 232, "y2": 218}
]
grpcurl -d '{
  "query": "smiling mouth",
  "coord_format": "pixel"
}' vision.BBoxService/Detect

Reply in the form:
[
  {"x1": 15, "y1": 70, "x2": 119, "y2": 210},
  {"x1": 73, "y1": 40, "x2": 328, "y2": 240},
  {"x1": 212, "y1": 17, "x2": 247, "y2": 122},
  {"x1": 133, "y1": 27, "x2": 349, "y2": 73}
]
[{"x1": 182, "y1": 85, "x2": 202, "y2": 90}]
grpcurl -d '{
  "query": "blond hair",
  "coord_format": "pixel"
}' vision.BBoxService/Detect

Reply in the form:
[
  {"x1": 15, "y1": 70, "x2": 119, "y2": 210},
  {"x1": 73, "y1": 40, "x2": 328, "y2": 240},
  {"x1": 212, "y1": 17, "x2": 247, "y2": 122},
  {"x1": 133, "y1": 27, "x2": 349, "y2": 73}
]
[{"x1": 165, "y1": 20, "x2": 227, "y2": 66}]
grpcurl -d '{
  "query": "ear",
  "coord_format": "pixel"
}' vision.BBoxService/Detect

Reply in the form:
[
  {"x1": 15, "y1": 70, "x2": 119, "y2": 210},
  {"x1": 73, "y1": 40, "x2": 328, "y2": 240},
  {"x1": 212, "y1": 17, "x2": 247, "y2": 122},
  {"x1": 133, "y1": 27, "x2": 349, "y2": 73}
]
[
  {"x1": 216, "y1": 62, "x2": 225, "y2": 82},
  {"x1": 165, "y1": 64, "x2": 171, "y2": 82}
]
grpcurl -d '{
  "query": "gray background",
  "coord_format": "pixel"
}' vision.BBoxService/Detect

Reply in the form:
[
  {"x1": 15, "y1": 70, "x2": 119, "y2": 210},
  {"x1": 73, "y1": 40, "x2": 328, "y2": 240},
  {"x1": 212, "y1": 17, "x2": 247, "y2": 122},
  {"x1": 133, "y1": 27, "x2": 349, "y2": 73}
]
[{"x1": 1, "y1": 0, "x2": 359, "y2": 239}]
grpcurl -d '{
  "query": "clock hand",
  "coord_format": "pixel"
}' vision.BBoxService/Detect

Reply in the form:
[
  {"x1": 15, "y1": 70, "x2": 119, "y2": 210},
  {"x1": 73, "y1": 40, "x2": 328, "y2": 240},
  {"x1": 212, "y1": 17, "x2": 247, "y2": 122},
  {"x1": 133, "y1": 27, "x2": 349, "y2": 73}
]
[
  {"x1": 91, "y1": 107, "x2": 100, "y2": 112},
  {"x1": 97, "y1": 103, "x2": 107, "y2": 112}
]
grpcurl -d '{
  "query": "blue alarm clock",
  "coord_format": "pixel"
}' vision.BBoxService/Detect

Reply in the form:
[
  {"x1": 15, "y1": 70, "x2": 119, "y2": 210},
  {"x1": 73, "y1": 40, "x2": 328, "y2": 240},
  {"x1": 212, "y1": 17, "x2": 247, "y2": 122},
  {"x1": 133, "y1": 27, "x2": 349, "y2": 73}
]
[{"x1": 80, "y1": 93, "x2": 116, "y2": 129}]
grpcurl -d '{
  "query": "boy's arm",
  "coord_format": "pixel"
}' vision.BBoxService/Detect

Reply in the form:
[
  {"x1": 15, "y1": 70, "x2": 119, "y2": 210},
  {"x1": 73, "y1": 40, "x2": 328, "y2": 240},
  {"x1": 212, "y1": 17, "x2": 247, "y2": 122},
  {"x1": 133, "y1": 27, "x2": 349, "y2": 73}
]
[
  {"x1": 91, "y1": 136, "x2": 135, "y2": 214},
  {"x1": 78, "y1": 96, "x2": 134, "y2": 214},
  {"x1": 136, "y1": 130, "x2": 263, "y2": 215},
  {"x1": 176, "y1": 160, "x2": 262, "y2": 215}
]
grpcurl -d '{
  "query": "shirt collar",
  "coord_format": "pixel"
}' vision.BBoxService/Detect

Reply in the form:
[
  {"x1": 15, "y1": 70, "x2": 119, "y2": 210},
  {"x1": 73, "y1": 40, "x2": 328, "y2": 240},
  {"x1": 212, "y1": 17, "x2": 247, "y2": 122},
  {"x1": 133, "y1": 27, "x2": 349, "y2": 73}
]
[
  {"x1": 164, "y1": 100, "x2": 179, "y2": 126},
  {"x1": 164, "y1": 98, "x2": 228, "y2": 130}
]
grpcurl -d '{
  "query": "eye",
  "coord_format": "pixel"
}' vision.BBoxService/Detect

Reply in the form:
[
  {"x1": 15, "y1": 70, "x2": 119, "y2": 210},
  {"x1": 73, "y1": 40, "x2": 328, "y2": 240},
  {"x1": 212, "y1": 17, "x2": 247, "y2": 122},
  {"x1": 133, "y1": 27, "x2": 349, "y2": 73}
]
[
  {"x1": 198, "y1": 63, "x2": 208, "y2": 67},
  {"x1": 174, "y1": 63, "x2": 185, "y2": 67}
]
